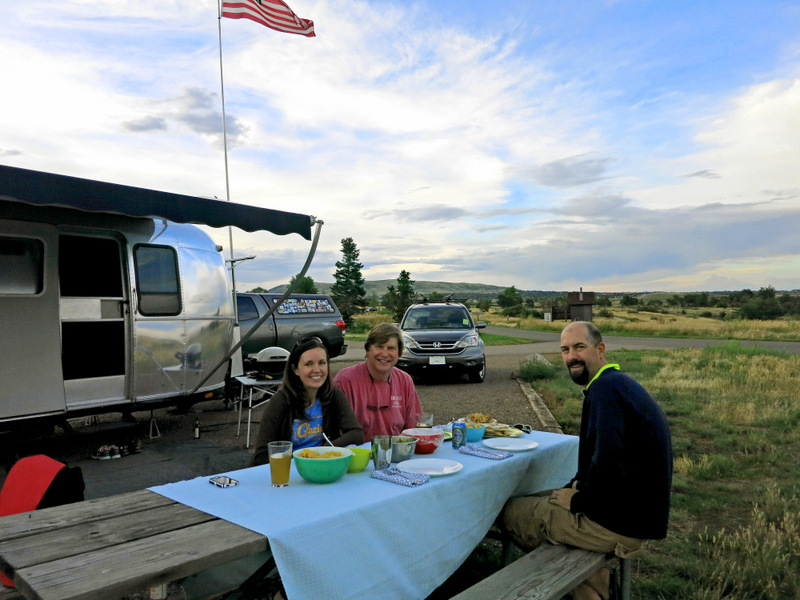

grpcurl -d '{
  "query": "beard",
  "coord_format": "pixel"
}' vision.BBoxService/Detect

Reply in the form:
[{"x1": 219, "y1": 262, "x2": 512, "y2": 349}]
[{"x1": 566, "y1": 360, "x2": 590, "y2": 385}]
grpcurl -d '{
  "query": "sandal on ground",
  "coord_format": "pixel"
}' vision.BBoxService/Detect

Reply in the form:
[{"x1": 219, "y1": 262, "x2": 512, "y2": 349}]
[{"x1": 91, "y1": 445, "x2": 111, "y2": 460}]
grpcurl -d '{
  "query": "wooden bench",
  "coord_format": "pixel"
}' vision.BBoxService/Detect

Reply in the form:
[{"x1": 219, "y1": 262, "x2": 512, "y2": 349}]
[
  {"x1": 0, "y1": 586, "x2": 23, "y2": 600},
  {"x1": 452, "y1": 543, "x2": 631, "y2": 600}
]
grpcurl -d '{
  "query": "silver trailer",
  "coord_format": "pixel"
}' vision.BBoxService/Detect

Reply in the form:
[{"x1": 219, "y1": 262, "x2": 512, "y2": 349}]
[{"x1": 0, "y1": 165, "x2": 314, "y2": 429}]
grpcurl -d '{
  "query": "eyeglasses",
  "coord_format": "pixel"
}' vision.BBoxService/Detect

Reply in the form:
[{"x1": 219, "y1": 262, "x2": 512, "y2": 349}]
[
  {"x1": 512, "y1": 423, "x2": 533, "y2": 434},
  {"x1": 366, "y1": 403, "x2": 390, "y2": 411}
]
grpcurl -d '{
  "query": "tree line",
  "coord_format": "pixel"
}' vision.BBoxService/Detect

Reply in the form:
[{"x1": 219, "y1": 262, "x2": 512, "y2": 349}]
[{"x1": 255, "y1": 238, "x2": 797, "y2": 325}]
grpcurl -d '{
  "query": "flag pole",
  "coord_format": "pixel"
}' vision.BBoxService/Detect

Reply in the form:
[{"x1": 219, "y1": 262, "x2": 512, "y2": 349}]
[
  {"x1": 217, "y1": 1, "x2": 236, "y2": 303},
  {"x1": 217, "y1": 0, "x2": 244, "y2": 377}
]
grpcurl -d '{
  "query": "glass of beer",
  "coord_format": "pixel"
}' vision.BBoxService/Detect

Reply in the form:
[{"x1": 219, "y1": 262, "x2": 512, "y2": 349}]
[
  {"x1": 415, "y1": 412, "x2": 434, "y2": 428},
  {"x1": 268, "y1": 441, "x2": 293, "y2": 487}
]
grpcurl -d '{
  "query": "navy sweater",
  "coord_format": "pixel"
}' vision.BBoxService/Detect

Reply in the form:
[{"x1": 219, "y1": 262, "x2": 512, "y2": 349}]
[{"x1": 568, "y1": 367, "x2": 673, "y2": 540}]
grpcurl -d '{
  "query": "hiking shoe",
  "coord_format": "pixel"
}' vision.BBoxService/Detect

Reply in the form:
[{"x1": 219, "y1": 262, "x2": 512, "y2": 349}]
[
  {"x1": 108, "y1": 444, "x2": 122, "y2": 459},
  {"x1": 91, "y1": 445, "x2": 111, "y2": 460},
  {"x1": 128, "y1": 438, "x2": 143, "y2": 454},
  {"x1": 119, "y1": 444, "x2": 130, "y2": 457}
]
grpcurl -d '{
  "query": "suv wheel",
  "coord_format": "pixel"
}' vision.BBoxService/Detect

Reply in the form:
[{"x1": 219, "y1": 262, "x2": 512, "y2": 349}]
[{"x1": 468, "y1": 360, "x2": 486, "y2": 383}]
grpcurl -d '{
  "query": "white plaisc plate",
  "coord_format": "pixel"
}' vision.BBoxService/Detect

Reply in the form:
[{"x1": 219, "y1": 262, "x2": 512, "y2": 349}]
[
  {"x1": 398, "y1": 458, "x2": 463, "y2": 476},
  {"x1": 482, "y1": 438, "x2": 540, "y2": 452}
]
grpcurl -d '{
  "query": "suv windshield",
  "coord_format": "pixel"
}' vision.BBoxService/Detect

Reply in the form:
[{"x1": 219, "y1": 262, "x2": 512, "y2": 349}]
[{"x1": 402, "y1": 306, "x2": 473, "y2": 330}]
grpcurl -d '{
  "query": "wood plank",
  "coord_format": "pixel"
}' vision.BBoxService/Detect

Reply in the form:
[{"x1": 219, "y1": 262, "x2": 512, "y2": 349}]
[
  {"x1": 0, "y1": 503, "x2": 217, "y2": 572},
  {"x1": 15, "y1": 520, "x2": 268, "y2": 600},
  {"x1": 0, "y1": 491, "x2": 174, "y2": 540},
  {"x1": 451, "y1": 544, "x2": 609, "y2": 600}
]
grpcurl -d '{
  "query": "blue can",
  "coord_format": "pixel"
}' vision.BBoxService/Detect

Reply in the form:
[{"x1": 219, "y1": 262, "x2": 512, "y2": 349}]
[{"x1": 452, "y1": 423, "x2": 467, "y2": 448}]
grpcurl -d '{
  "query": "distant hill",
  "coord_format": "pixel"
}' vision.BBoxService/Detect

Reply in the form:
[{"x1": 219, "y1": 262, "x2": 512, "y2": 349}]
[{"x1": 266, "y1": 280, "x2": 565, "y2": 301}]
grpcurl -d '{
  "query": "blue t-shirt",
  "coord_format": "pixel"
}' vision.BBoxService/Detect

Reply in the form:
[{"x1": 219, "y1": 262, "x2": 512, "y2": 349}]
[{"x1": 292, "y1": 399, "x2": 323, "y2": 449}]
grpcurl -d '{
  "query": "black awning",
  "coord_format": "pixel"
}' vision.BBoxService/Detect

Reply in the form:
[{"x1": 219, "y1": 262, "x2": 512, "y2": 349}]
[{"x1": 0, "y1": 164, "x2": 313, "y2": 240}]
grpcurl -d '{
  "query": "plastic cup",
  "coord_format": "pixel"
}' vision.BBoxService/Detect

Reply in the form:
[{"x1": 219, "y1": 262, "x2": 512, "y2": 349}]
[
  {"x1": 415, "y1": 412, "x2": 434, "y2": 428},
  {"x1": 268, "y1": 441, "x2": 293, "y2": 487}
]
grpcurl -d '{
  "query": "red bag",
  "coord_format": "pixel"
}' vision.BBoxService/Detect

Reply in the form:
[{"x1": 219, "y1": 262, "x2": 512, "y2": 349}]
[{"x1": 0, "y1": 455, "x2": 85, "y2": 587}]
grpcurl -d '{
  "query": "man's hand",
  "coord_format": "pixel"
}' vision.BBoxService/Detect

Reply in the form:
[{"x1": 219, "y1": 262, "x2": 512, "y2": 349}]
[{"x1": 549, "y1": 487, "x2": 577, "y2": 509}]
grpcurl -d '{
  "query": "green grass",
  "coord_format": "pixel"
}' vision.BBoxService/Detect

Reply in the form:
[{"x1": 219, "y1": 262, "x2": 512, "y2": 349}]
[{"x1": 518, "y1": 344, "x2": 800, "y2": 599}]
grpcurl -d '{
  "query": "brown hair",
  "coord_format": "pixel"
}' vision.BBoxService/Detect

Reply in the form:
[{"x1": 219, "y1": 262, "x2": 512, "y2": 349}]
[{"x1": 364, "y1": 322, "x2": 404, "y2": 356}]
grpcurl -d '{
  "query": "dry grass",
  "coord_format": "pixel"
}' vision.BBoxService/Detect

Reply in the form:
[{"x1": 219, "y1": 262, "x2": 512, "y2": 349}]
[{"x1": 490, "y1": 309, "x2": 800, "y2": 341}]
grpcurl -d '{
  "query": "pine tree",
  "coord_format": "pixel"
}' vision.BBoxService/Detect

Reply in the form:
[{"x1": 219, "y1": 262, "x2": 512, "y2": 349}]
[
  {"x1": 392, "y1": 270, "x2": 416, "y2": 321},
  {"x1": 331, "y1": 237, "x2": 366, "y2": 328},
  {"x1": 289, "y1": 275, "x2": 319, "y2": 294}
]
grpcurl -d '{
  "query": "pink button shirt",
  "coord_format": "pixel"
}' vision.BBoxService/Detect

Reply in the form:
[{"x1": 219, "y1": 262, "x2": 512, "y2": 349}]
[{"x1": 333, "y1": 362, "x2": 422, "y2": 442}]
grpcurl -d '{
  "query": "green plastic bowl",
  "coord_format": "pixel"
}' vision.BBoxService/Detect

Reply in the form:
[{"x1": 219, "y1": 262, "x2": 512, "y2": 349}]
[
  {"x1": 293, "y1": 447, "x2": 353, "y2": 484},
  {"x1": 347, "y1": 447, "x2": 372, "y2": 473}
]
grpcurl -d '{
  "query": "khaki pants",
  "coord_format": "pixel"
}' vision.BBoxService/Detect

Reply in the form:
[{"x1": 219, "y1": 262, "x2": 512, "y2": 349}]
[{"x1": 501, "y1": 491, "x2": 643, "y2": 558}]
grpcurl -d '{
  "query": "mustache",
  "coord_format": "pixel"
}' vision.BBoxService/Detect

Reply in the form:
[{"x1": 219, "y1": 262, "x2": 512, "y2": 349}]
[{"x1": 567, "y1": 360, "x2": 586, "y2": 369}]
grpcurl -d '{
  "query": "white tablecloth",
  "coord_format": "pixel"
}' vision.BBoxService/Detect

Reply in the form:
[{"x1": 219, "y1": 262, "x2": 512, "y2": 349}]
[{"x1": 150, "y1": 430, "x2": 578, "y2": 600}]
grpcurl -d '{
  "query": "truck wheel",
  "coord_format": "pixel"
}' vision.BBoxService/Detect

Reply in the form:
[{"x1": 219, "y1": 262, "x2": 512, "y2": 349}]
[{"x1": 468, "y1": 361, "x2": 486, "y2": 383}]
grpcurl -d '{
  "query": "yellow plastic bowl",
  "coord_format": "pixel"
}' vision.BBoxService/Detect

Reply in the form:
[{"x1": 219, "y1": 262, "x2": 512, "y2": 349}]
[{"x1": 347, "y1": 447, "x2": 372, "y2": 473}]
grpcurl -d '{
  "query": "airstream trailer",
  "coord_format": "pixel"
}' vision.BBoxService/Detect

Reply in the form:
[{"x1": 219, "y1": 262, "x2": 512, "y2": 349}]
[{"x1": 0, "y1": 165, "x2": 314, "y2": 429}]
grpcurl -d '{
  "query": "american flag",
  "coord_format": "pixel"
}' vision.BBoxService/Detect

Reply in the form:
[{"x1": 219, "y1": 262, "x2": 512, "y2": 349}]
[{"x1": 222, "y1": 0, "x2": 315, "y2": 37}]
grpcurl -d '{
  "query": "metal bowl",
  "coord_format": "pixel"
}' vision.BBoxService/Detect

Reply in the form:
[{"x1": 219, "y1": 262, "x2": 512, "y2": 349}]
[{"x1": 390, "y1": 436, "x2": 417, "y2": 463}]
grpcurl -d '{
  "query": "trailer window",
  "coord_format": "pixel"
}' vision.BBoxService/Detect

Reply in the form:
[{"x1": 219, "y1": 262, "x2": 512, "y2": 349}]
[
  {"x1": 134, "y1": 245, "x2": 181, "y2": 315},
  {"x1": 0, "y1": 236, "x2": 44, "y2": 295}
]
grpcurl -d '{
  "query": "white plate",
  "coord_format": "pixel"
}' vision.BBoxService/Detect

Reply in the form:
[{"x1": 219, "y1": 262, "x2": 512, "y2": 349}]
[
  {"x1": 399, "y1": 458, "x2": 463, "y2": 476},
  {"x1": 483, "y1": 438, "x2": 540, "y2": 452}
]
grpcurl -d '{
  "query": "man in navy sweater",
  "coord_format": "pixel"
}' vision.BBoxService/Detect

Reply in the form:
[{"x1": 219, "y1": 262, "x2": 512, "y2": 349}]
[{"x1": 501, "y1": 321, "x2": 672, "y2": 600}]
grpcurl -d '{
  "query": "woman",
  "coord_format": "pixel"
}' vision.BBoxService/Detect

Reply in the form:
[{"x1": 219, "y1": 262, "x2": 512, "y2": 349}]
[{"x1": 252, "y1": 337, "x2": 364, "y2": 466}]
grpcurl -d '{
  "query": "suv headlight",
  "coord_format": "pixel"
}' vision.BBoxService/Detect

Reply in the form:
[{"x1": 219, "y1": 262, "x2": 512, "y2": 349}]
[
  {"x1": 456, "y1": 332, "x2": 480, "y2": 348},
  {"x1": 402, "y1": 334, "x2": 421, "y2": 350}
]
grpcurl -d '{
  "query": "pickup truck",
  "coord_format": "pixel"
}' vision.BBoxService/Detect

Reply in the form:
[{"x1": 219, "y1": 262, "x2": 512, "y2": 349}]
[{"x1": 236, "y1": 293, "x2": 348, "y2": 373}]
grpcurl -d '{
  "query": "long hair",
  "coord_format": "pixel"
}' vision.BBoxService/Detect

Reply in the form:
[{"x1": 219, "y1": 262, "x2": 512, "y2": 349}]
[{"x1": 281, "y1": 337, "x2": 334, "y2": 421}]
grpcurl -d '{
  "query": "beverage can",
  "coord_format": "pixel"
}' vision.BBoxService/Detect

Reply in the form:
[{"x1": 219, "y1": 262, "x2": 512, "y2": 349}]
[{"x1": 452, "y1": 423, "x2": 467, "y2": 448}]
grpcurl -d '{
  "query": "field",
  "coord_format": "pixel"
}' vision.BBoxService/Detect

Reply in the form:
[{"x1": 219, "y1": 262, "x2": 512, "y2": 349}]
[{"x1": 487, "y1": 307, "x2": 800, "y2": 342}]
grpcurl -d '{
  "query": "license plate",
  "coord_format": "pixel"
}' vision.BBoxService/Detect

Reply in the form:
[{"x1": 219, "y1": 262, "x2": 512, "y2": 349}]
[{"x1": 429, "y1": 356, "x2": 446, "y2": 365}]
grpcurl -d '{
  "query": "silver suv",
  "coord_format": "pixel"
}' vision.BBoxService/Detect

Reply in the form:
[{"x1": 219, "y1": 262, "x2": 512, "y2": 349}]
[{"x1": 397, "y1": 302, "x2": 486, "y2": 383}]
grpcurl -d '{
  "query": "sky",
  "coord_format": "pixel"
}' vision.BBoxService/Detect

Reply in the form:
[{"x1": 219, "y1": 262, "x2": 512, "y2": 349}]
[{"x1": 2, "y1": 0, "x2": 800, "y2": 293}]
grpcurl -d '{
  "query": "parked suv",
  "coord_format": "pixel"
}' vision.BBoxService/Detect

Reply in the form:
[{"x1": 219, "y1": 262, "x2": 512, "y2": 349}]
[{"x1": 397, "y1": 302, "x2": 486, "y2": 383}]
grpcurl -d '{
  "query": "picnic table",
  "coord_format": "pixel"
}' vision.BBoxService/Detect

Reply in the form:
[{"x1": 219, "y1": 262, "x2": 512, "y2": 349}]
[{"x1": 0, "y1": 430, "x2": 578, "y2": 600}]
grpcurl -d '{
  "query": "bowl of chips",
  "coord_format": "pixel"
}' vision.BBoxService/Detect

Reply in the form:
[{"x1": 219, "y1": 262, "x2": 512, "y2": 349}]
[
  {"x1": 293, "y1": 447, "x2": 353, "y2": 483},
  {"x1": 402, "y1": 428, "x2": 444, "y2": 454},
  {"x1": 465, "y1": 423, "x2": 486, "y2": 443}
]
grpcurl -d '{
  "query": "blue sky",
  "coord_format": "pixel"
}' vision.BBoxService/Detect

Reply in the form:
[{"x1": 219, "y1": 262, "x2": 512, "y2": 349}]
[{"x1": 2, "y1": 0, "x2": 799, "y2": 292}]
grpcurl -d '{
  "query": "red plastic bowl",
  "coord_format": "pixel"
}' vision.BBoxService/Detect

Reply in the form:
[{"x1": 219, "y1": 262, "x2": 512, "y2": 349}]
[{"x1": 402, "y1": 428, "x2": 444, "y2": 454}]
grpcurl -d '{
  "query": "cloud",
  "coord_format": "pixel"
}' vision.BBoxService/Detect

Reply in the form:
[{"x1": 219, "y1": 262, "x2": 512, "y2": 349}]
[
  {"x1": 120, "y1": 87, "x2": 249, "y2": 149},
  {"x1": 122, "y1": 116, "x2": 167, "y2": 133},
  {"x1": 686, "y1": 170, "x2": 720, "y2": 179},
  {"x1": 362, "y1": 204, "x2": 472, "y2": 222},
  {"x1": 528, "y1": 154, "x2": 615, "y2": 188}
]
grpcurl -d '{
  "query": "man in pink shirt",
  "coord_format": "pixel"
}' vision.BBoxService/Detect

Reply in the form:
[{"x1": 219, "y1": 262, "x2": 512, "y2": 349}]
[{"x1": 333, "y1": 323, "x2": 423, "y2": 442}]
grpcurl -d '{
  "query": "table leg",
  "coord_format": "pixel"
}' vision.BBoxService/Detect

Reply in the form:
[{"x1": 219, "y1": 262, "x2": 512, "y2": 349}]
[{"x1": 246, "y1": 388, "x2": 254, "y2": 448}]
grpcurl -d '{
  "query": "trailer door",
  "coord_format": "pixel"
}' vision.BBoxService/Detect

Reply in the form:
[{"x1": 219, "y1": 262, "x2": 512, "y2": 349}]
[
  {"x1": 59, "y1": 234, "x2": 128, "y2": 409},
  {"x1": 0, "y1": 221, "x2": 66, "y2": 419}
]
